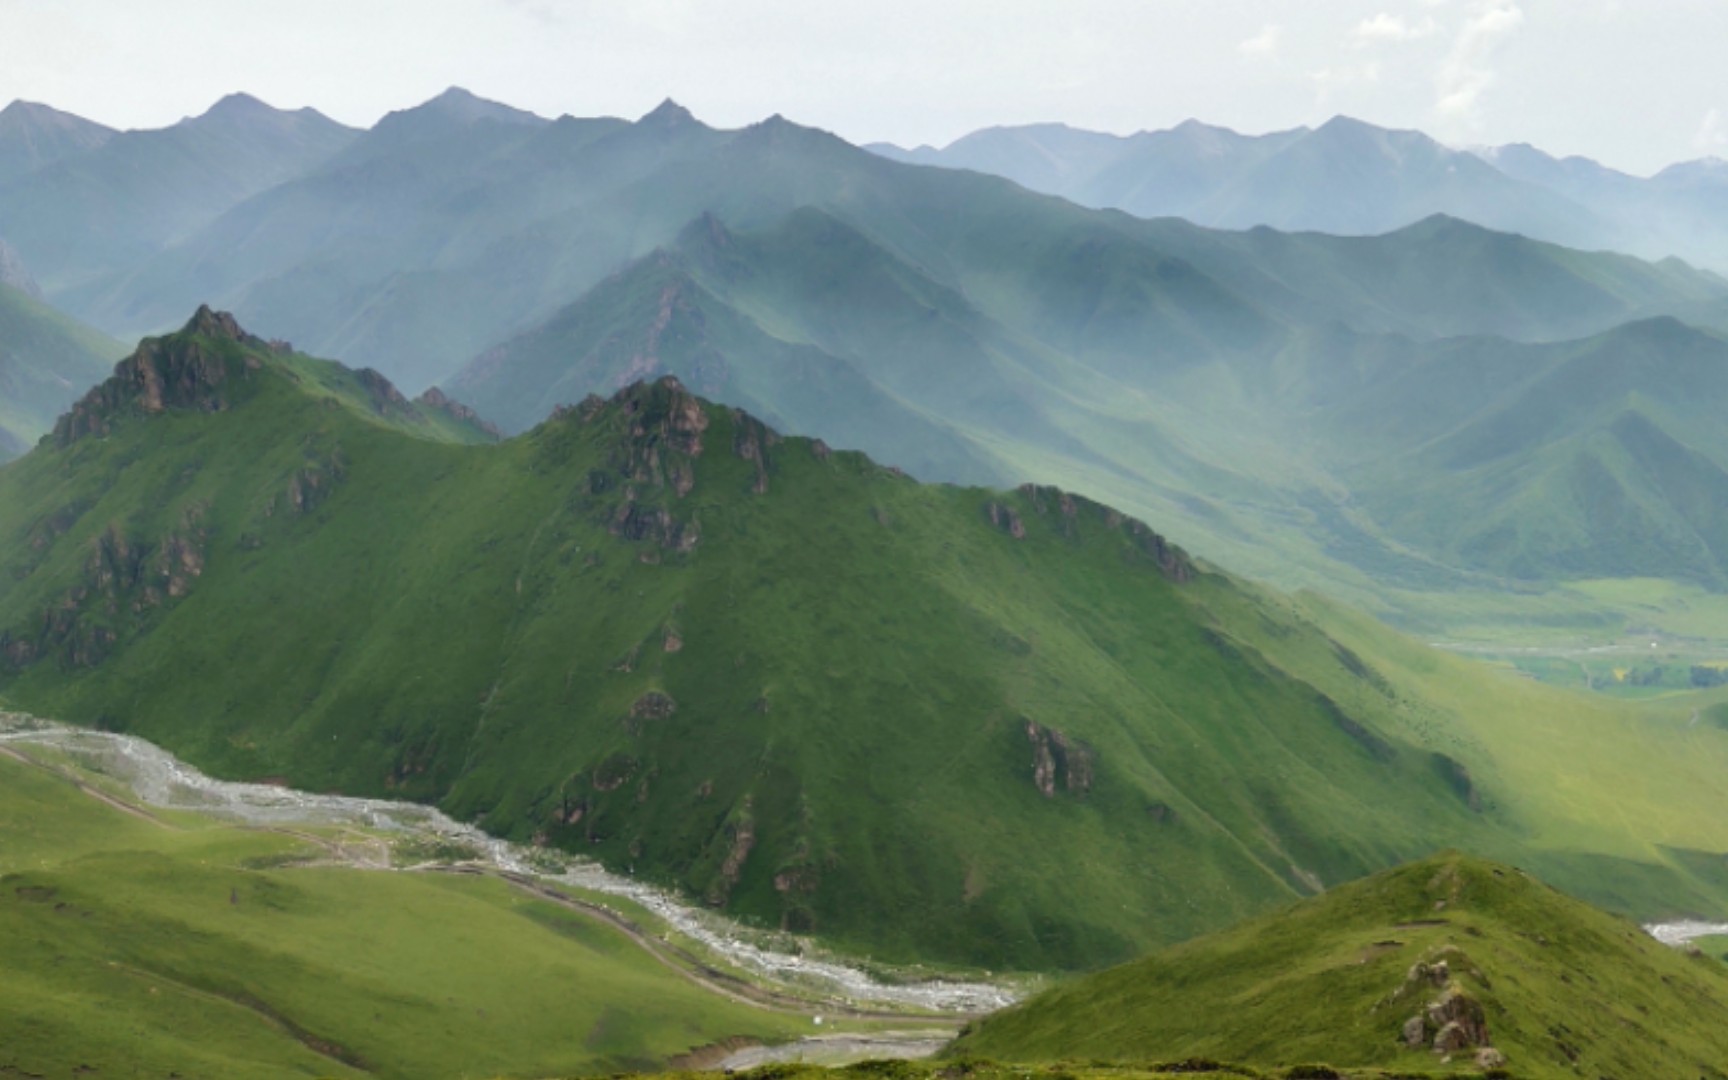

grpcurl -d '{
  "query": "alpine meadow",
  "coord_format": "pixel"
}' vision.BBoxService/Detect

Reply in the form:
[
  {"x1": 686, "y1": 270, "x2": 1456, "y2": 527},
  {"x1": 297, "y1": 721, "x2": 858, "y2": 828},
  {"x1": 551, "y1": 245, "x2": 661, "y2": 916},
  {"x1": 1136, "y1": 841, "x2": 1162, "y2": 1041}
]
[{"x1": 5, "y1": 4, "x2": 1728, "y2": 1078}]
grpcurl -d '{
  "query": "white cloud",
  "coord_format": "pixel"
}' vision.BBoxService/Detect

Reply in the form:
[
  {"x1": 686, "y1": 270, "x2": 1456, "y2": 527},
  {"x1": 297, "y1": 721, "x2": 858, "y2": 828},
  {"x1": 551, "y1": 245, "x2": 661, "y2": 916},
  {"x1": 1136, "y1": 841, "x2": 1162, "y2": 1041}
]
[
  {"x1": 1351, "y1": 13, "x2": 1438, "y2": 46},
  {"x1": 1238, "y1": 24, "x2": 1281, "y2": 58},
  {"x1": 1434, "y1": 1, "x2": 1525, "y2": 129},
  {"x1": 1695, "y1": 108, "x2": 1728, "y2": 154}
]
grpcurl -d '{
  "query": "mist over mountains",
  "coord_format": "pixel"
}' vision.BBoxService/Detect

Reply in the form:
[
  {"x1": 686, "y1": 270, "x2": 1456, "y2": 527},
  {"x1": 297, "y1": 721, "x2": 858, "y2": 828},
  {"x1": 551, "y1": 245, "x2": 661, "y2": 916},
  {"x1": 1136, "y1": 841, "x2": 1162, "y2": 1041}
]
[
  {"x1": 10, "y1": 90, "x2": 1728, "y2": 627},
  {"x1": 871, "y1": 116, "x2": 1728, "y2": 275},
  {"x1": 7, "y1": 78, "x2": 1728, "y2": 1079}
]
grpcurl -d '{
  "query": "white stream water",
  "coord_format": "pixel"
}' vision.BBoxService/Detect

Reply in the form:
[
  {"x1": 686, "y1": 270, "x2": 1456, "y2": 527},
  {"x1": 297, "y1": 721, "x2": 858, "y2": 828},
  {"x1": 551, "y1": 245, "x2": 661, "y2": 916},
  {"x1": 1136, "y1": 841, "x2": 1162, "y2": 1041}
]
[
  {"x1": 0, "y1": 714, "x2": 1016, "y2": 1014},
  {"x1": 1645, "y1": 920, "x2": 1728, "y2": 947}
]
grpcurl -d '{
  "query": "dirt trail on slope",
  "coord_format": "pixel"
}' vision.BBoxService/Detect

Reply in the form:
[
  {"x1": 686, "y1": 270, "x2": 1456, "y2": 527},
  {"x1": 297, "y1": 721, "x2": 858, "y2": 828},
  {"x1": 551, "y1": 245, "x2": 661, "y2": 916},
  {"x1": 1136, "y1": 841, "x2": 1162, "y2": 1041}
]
[{"x1": 0, "y1": 744, "x2": 172, "y2": 829}]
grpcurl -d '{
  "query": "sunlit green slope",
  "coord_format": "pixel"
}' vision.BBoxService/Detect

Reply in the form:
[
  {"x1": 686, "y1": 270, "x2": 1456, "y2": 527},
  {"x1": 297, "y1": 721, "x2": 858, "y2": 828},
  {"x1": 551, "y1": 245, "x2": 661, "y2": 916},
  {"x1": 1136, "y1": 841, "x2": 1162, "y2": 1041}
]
[
  {"x1": 0, "y1": 746, "x2": 806, "y2": 1079},
  {"x1": 951, "y1": 854, "x2": 1728, "y2": 1079}
]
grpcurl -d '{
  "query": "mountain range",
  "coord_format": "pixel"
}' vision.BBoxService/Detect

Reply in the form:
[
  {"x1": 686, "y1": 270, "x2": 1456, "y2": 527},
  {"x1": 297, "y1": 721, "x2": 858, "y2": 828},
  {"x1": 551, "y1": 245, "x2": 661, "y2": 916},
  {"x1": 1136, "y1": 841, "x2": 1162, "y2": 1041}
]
[
  {"x1": 4, "y1": 312, "x2": 1728, "y2": 973},
  {"x1": 871, "y1": 115, "x2": 1728, "y2": 275},
  {"x1": 13, "y1": 91, "x2": 1728, "y2": 634}
]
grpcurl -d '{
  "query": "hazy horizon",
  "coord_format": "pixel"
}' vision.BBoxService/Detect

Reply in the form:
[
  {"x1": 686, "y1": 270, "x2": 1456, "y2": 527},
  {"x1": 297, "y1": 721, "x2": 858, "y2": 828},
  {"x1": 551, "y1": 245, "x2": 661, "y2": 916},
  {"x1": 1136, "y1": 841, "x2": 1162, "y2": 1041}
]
[{"x1": 3, "y1": 0, "x2": 1725, "y2": 177}]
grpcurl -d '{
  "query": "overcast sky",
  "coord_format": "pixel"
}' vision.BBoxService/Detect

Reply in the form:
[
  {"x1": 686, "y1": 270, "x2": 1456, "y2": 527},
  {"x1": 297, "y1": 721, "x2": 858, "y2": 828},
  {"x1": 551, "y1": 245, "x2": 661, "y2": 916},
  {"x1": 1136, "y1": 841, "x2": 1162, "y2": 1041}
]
[{"x1": 1, "y1": 0, "x2": 1722, "y2": 176}]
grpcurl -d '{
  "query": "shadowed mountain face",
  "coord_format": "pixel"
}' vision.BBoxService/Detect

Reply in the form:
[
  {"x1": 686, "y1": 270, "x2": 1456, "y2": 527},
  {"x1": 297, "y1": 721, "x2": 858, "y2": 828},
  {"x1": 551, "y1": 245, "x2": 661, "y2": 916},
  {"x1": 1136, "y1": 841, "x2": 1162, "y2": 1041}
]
[
  {"x1": 0, "y1": 94, "x2": 358, "y2": 300},
  {"x1": 0, "y1": 283, "x2": 125, "y2": 459},
  {"x1": 0, "y1": 100, "x2": 116, "y2": 182}
]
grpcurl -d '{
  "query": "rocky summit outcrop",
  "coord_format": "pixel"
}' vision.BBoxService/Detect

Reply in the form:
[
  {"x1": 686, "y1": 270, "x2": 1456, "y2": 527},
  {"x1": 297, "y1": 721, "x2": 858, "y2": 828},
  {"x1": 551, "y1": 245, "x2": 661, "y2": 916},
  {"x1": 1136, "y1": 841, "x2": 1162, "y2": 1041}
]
[
  {"x1": 53, "y1": 306, "x2": 273, "y2": 445},
  {"x1": 997, "y1": 483, "x2": 1196, "y2": 584},
  {"x1": 415, "y1": 387, "x2": 501, "y2": 439},
  {"x1": 557, "y1": 376, "x2": 783, "y2": 553}
]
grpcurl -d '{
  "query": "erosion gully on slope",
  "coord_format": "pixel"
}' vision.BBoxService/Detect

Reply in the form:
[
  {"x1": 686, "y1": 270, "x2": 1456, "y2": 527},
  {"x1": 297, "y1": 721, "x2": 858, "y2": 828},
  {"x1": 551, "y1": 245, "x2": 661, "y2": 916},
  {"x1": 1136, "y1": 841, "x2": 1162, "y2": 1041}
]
[{"x1": 0, "y1": 712, "x2": 1017, "y2": 1015}]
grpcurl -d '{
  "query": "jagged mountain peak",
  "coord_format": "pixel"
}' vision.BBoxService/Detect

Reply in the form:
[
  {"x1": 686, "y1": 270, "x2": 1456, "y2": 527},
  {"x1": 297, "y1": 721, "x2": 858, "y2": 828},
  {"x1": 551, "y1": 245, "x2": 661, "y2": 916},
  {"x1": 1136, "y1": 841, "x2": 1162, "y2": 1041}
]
[
  {"x1": 638, "y1": 97, "x2": 698, "y2": 127},
  {"x1": 182, "y1": 303, "x2": 256, "y2": 342},
  {"x1": 53, "y1": 308, "x2": 272, "y2": 445},
  {"x1": 382, "y1": 86, "x2": 547, "y2": 131}
]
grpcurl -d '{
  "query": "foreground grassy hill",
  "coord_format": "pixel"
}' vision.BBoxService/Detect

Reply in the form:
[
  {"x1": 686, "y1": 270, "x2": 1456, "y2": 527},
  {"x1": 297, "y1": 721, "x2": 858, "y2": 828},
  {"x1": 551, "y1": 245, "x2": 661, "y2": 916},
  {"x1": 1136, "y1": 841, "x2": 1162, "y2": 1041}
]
[
  {"x1": 0, "y1": 281, "x2": 124, "y2": 458},
  {"x1": 951, "y1": 854, "x2": 1728, "y2": 1078},
  {"x1": 6, "y1": 312, "x2": 1728, "y2": 973},
  {"x1": 0, "y1": 738, "x2": 814, "y2": 1079}
]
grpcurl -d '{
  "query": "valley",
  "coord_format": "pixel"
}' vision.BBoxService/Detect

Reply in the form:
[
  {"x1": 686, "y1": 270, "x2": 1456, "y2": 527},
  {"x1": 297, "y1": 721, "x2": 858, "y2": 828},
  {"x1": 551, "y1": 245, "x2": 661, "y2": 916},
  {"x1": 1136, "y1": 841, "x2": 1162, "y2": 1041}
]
[{"x1": 6, "y1": 24, "x2": 1728, "y2": 1073}]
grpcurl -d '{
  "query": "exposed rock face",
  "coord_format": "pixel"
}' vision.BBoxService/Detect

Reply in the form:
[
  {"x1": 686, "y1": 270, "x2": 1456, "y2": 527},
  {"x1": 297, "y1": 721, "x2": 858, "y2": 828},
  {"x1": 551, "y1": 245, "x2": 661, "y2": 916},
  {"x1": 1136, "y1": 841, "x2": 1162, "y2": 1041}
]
[
  {"x1": 1392, "y1": 949, "x2": 1495, "y2": 1061},
  {"x1": 1025, "y1": 719, "x2": 1095, "y2": 797},
  {"x1": 415, "y1": 387, "x2": 502, "y2": 439},
  {"x1": 53, "y1": 306, "x2": 264, "y2": 446},
  {"x1": 706, "y1": 799, "x2": 757, "y2": 907},
  {"x1": 1402, "y1": 1013, "x2": 1427, "y2": 1049},
  {"x1": 282, "y1": 448, "x2": 348, "y2": 517},
  {"x1": 732, "y1": 408, "x2": 777, "y2": 494},
  {"x1": 562, "y1": 377, "x2": 788, "y2": 556},
  {"x1": 986, "y1": 501, "x2": 1026, "y2": 539},
  {"x1": 1426, "y1": 987, "x2": 1490, "y2": 1051},
  {"x1": 629, "y1": 691, "x2": 678, "y2": 721},
  {"x1": 0, "y1": 504, "x2": 210, "y2": 671},
  {"x1": 356, "y1": 367, "x2": 410, "y2": 416},
  {"x1": 1009, "y1": 483, "x2": 1195, "y2": 583}
]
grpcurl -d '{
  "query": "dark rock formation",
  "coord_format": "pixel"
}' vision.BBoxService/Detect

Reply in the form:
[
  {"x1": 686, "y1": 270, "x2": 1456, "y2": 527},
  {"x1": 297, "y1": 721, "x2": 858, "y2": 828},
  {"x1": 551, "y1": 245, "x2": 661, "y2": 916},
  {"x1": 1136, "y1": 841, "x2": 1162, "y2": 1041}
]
[
  {"x1": 54, "y1": 306, "x2": 264, "y2": 445},
  {"x1": 415, "y1": 387, "x2": 502, "y2": 438},
  {"x1": 1025, "y1": 719, "x2": 1095, "y2": 797}
]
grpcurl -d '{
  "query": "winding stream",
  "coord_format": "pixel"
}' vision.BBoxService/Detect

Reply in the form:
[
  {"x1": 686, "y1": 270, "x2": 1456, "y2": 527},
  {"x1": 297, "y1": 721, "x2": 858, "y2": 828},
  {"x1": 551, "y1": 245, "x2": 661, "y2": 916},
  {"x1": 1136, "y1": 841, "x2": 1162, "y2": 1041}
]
[
  {"x1": 8, "y1": 712, "x2": 1719, "y2": 1012},
  {"x1": 0, "y1": 714, "x2": 1016, "y2": 1014}
]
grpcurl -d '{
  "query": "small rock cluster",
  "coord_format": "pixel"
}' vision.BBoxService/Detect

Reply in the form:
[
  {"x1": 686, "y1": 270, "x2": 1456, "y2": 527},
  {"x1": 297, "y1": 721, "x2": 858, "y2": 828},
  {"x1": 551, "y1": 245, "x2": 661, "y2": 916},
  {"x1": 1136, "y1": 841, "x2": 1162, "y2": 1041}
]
[{"x1": 1396, "y1": 953, "x2": 1505, "y2": 1070}]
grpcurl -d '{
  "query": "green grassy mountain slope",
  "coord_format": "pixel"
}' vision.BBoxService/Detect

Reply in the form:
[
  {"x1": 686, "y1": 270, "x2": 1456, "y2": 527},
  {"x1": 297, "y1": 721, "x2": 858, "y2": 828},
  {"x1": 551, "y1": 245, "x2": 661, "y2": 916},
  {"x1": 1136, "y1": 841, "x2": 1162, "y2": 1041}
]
[
  {"x1": 446, "y1": 201, "x2": 1728, "y2": 628},
  {"x1": 7, "y1": 312, "x2": 1728, "y2": 972},
  {"x1": 0, "y1": 738, "x2": 809, "y2": 1079},
  {"x1": 951, "y1": 854, "x2": 1728, "y2": 1079},
  {"x1": 0, "y1": 311, "x2": 1600, "y2": 972},
  {"x1": 1289, "y1": 318, "x2": 1728, "y2": 589},
  {"x1": 1145, "y1": 213, "x2": 1728, "y2": 345},
  {"x1": 0, "y1": 282, "x2": 125, "y2": 459}
]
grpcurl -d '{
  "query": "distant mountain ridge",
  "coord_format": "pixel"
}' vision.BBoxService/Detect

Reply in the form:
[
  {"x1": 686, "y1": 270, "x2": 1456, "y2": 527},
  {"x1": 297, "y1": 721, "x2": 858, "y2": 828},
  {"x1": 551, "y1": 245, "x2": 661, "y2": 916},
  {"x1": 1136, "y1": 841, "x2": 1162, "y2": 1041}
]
[
  {"x1": 872, "y1": 115, "x2": 1728, "y2": 273},
  {"x1": 0, "y1": 99, "x2": 115, "y2": 182},
  {"x1": 0, "y1": 93, "x2": 358, "y2": 300}
]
